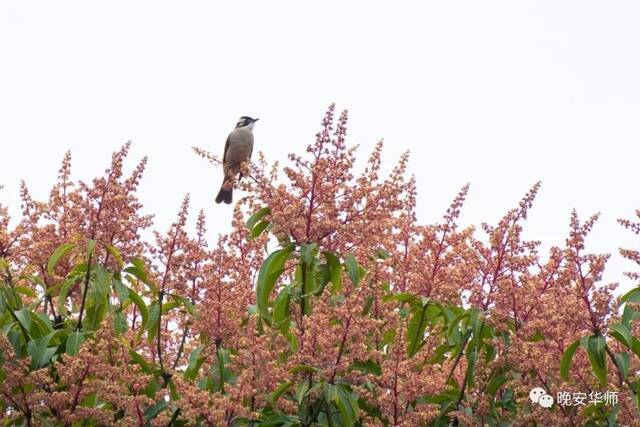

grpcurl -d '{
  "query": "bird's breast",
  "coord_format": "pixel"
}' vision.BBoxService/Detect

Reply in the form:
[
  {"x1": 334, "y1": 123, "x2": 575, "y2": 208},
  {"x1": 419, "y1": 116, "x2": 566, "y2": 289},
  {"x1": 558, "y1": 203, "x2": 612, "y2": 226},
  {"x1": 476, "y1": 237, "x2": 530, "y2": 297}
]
[{"x1": 226, "y1": 129, "x2": 254, "y2": 165}]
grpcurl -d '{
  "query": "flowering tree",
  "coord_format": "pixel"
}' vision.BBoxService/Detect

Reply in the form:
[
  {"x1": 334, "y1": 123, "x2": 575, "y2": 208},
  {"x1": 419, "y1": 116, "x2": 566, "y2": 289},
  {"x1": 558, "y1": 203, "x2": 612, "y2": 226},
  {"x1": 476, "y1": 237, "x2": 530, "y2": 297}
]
[{"x1": 1, "y1": 105, "x2": 639, "y2": 425}]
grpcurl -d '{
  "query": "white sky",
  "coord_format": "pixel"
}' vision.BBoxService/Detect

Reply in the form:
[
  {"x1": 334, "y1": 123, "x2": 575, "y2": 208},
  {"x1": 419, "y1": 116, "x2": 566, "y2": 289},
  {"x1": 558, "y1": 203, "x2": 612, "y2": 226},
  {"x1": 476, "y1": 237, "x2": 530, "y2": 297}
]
[{"x1": 1, "y1": 1, "x2": 639, "y2": 291}]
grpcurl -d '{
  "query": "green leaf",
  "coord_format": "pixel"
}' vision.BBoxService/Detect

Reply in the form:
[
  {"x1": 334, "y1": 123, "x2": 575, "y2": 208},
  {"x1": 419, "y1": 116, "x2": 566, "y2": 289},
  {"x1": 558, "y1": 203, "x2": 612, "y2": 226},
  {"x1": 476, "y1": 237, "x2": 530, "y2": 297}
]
[
  {"x1": 124, "y1": 264, "x2": 156, "y2": 293},
  {"x1": 620, "y1": 287, "x2": 640, "y2": 304},
  {"x1": 129, "y1": 350, "x2": 153, "y2": 374},
  {"x1": 348, "y1": 359, "x2": 382, "y2": 376},
  {"x1": 214, "y1": 347, "x2": 232, "y2": 393},
  {"x1": 486, "y1": 373, "x2": 508, "y2": 397},
  {"x1": 358, "y1": 396, "x2": 384, "y2": 422},
  {"x1": 528, "y1": 331, "x2": 544, "y2": 342},
  {"x1": 446, "y1": 311, "x2": 470, "y2": 345},
  {"x1": 184, "y1": 346, "x2": 205, "y2": 380},
  {"x1": 161, "y1": 301, "x2": 180, "y2": 314},
  {"x1": 56, "y1": 277, "x2": 77, "y2": 316},
  {"x1": 31, "y1": 312, "x2": 53, "y2": 337},
  {"x1": 22, "y1": 274, "x2": 47, "y2": 293},
  {"x1": 295, "y1": 381, "x2": 310, "y2": 404},
  {"x1": 256, "y1": 244, "x2": 294, "y2": 319},
  {"x1": 84, "y1": 299, "x2": 109, "y2": 331},
  {"x1": 315, "y1": 264, "x2": 332, "y2": 296},
  {"x1": 144, "y1": 400, "x2": 168, "y2": 422},
  {"x1": 80, "y1": 392, "x2": 98, "y2": 408},
  {"x1": 143, "y1": 378, "x2": 160, "y2": 398},
  {"x1": 344, "y1": 253, "x2": 364, "y2": 287},
  {"x1": 14, "y1": 286, "x2": 37, "y2": 298},
  {"x1": 272, "y1": 288, "x2": 291, "y2": 328},
  {"x1": 47, "y1": 243, "x2": 75, "y2": 275},
  {"x1": 146, "y1": 302, "x2": 160, "y2": 344},
  {"x1": 1, "y1": 284, "x2": 22, "y2": 310},
  {"x1": 362, "y1": 295, "x2": 374, "y2": 315},
  {"x1": 375, "y1": 248, "x2": 390, "y2": 260},
  {"x1": 427, "y1": 344, "x2": 452, "y2": 365},
  {"x1": 27, "y1": 331, "x2": 60, "y2": 369},
  {"x1": 560, "y1": 339, "x2": 581, "y2": 380},
  {"x1": 300, "y1": 243, "x2": 317, "y2": 267},
  {"x1": 290, "y1": 364, "x2": 321, "y2": 375},
  {"x1": 622, "y1": 304, "x2": 637, "y2": 327},
  {"x1": 114, "y1": 279, "x2": 131, "y2": 302},
  {"x1": 127, "y1": 288, "x2": 149, "y2": 329},
  {"x1": 610, "y1": 323, "x2": 633, "y2": 349},
  {"x1": 322, "y1": 251, "x2": 342, "y2": 293},
  {"x1": 0, "y1": 257, "x2": 8, "y2": 274},
  {"x1": 258, "y1": 415, "x2": 301, "y2": 426},
  {"x1": 587, "y1": 335, "x2": 607, "y2": 386},
  {"x1": 385, "y1": 292, "x2": 421, "y2": 309},
  {"x1": 85, "y1": 239, "x2": 96, "y2": 259},
  {"x1": 407, "y1": 300, "x2": 439, "y2": 357},
  {"x1": 246, "y1": 207, "x2": 271, "y2": 230},
  {"x1": 92, "y1": 264, "x2": 111, "y2": 304},
  {"x1": 614, "y1": 352, "x2": 630, "y2": 379},
  {"x1": 630, "y1": 337, "x2": 640, "y2": 359},
  {"x1": 105, "y1": 244, "x2": 125, "y2": 269},
  {"x1": 270, "y1": 381, "x2": 294, "y2": 403},
  {"x1": 14, "y1": 308, "x2": 32, "y2": 332},
  {"x1": 168, "y1": 379, "x2": 179, "y2": 401},
  {"x1": 382, "y1": 329, "x2": 397, "y2": 347},
  {"x1": 250, "y1": 220, "x2": 270, "y2": 239},
  {"x1": 285, "y1": 330, "x2": 298, "y2": 352},
  {"x1": 299, "y1": 246, "x2": 318, "y2": 315},
  {"x1": 172, "y1": 294, "x2": 196, "y2": 315},
  {"x1": 113, "y1": 309, "x2": 128, "y2": 334},
  {"x1": 465, "y1": 348, "x2": 477, "y2": 388},
  {"x1": 470, "y1": 309, "x2": 484, "y2": 346},
  {"x1": 325, "y1": 384, "x2": 359, "y2": 427},
  {"x1": 66, "y1": 331, "x2": 85, "y2": 356}
]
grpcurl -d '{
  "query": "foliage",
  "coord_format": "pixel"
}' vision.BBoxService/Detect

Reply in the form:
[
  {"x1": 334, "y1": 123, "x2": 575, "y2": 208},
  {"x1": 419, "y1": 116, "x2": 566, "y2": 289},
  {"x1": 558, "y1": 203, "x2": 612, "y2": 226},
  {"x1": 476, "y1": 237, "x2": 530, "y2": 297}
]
[{"x1": 1, "y1": 106, "x2": 640, "y2": 425}]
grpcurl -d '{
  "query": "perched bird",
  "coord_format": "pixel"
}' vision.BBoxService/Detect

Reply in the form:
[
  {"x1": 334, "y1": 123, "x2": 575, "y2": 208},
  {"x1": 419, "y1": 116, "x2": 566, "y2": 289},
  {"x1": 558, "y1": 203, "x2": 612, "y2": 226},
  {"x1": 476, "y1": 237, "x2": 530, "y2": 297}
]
[{"x1": 215, "y1": 116, "x2": 259, "y2": 204}]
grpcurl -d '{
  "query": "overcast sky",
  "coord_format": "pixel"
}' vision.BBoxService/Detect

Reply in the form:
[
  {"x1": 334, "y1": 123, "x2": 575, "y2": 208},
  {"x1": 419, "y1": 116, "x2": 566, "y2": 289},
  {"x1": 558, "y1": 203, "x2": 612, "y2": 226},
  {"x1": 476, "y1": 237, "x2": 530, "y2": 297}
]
[{"x1": 1, "y1": 1, "x2": 639, "y2": 291}]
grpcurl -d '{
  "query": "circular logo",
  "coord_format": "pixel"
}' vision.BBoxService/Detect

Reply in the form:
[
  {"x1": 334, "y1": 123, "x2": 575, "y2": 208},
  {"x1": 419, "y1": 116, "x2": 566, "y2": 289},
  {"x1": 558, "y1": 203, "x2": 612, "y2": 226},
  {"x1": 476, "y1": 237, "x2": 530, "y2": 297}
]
[
  {"x1": 529, "y1": 387, "x2": 546, "y2": 404},
  {"x1": 539, "y1": 394, "x2": 554, "y2": 408}
]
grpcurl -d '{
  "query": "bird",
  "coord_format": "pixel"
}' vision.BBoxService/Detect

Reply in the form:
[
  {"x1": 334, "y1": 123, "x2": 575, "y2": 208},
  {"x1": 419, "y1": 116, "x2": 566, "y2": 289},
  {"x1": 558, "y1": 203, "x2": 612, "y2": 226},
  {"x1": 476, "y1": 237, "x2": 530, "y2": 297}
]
[{"x1": 215, "y1": 116, "x2": 259, "y2": 204}]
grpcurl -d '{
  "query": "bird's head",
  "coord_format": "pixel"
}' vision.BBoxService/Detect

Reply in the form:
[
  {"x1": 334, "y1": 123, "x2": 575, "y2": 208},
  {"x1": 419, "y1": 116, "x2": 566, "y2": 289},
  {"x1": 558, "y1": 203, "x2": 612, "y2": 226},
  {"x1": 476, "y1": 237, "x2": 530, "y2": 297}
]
[{"x1": 236, "y1": 116, "x2": 259, "y2": 130}]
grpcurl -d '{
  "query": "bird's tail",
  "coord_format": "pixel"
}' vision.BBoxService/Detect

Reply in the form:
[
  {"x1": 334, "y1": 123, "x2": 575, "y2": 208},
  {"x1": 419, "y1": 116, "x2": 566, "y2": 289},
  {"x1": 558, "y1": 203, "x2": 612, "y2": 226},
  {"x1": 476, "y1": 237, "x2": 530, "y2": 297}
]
[{"x1": 215, "y1": 182, "x2": 233, "y2": 204}]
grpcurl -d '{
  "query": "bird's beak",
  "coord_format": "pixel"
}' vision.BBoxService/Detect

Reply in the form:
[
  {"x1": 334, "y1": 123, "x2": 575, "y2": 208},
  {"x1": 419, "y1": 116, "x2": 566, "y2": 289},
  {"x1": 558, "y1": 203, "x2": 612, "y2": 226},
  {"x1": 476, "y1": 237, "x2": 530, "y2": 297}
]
[{"x1": 253, "y1": 118, "x2": 260, "y2": 122}]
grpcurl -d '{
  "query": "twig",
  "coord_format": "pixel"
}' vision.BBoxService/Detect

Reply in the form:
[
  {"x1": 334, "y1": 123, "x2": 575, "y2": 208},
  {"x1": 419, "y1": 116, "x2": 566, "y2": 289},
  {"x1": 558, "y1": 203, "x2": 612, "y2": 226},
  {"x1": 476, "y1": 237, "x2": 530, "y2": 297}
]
[
  {"x1": 445, "y1": 331, "x2": 472, "y2": 386},
  {"x1": 76, "y1": 253, "x2": 93, "y2": 331}
]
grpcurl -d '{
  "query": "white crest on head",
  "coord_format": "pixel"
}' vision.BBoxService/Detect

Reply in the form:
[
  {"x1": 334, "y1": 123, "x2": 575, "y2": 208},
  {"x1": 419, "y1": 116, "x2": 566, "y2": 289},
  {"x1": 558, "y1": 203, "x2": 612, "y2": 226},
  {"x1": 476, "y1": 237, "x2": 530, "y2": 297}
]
[{"x1": 235, "y1": 116, "x2": 257, "y2": 131}]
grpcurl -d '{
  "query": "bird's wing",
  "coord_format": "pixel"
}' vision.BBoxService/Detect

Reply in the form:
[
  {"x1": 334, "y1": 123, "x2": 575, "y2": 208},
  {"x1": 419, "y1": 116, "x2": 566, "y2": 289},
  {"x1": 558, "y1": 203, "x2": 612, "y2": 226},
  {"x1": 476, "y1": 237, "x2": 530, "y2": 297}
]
[
  {"x1": 222, "y1": 135, "x2": 230, "y2": 164},
  {"x1": 248, "y1": 131, "x2": 254, "y2": 158}
]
